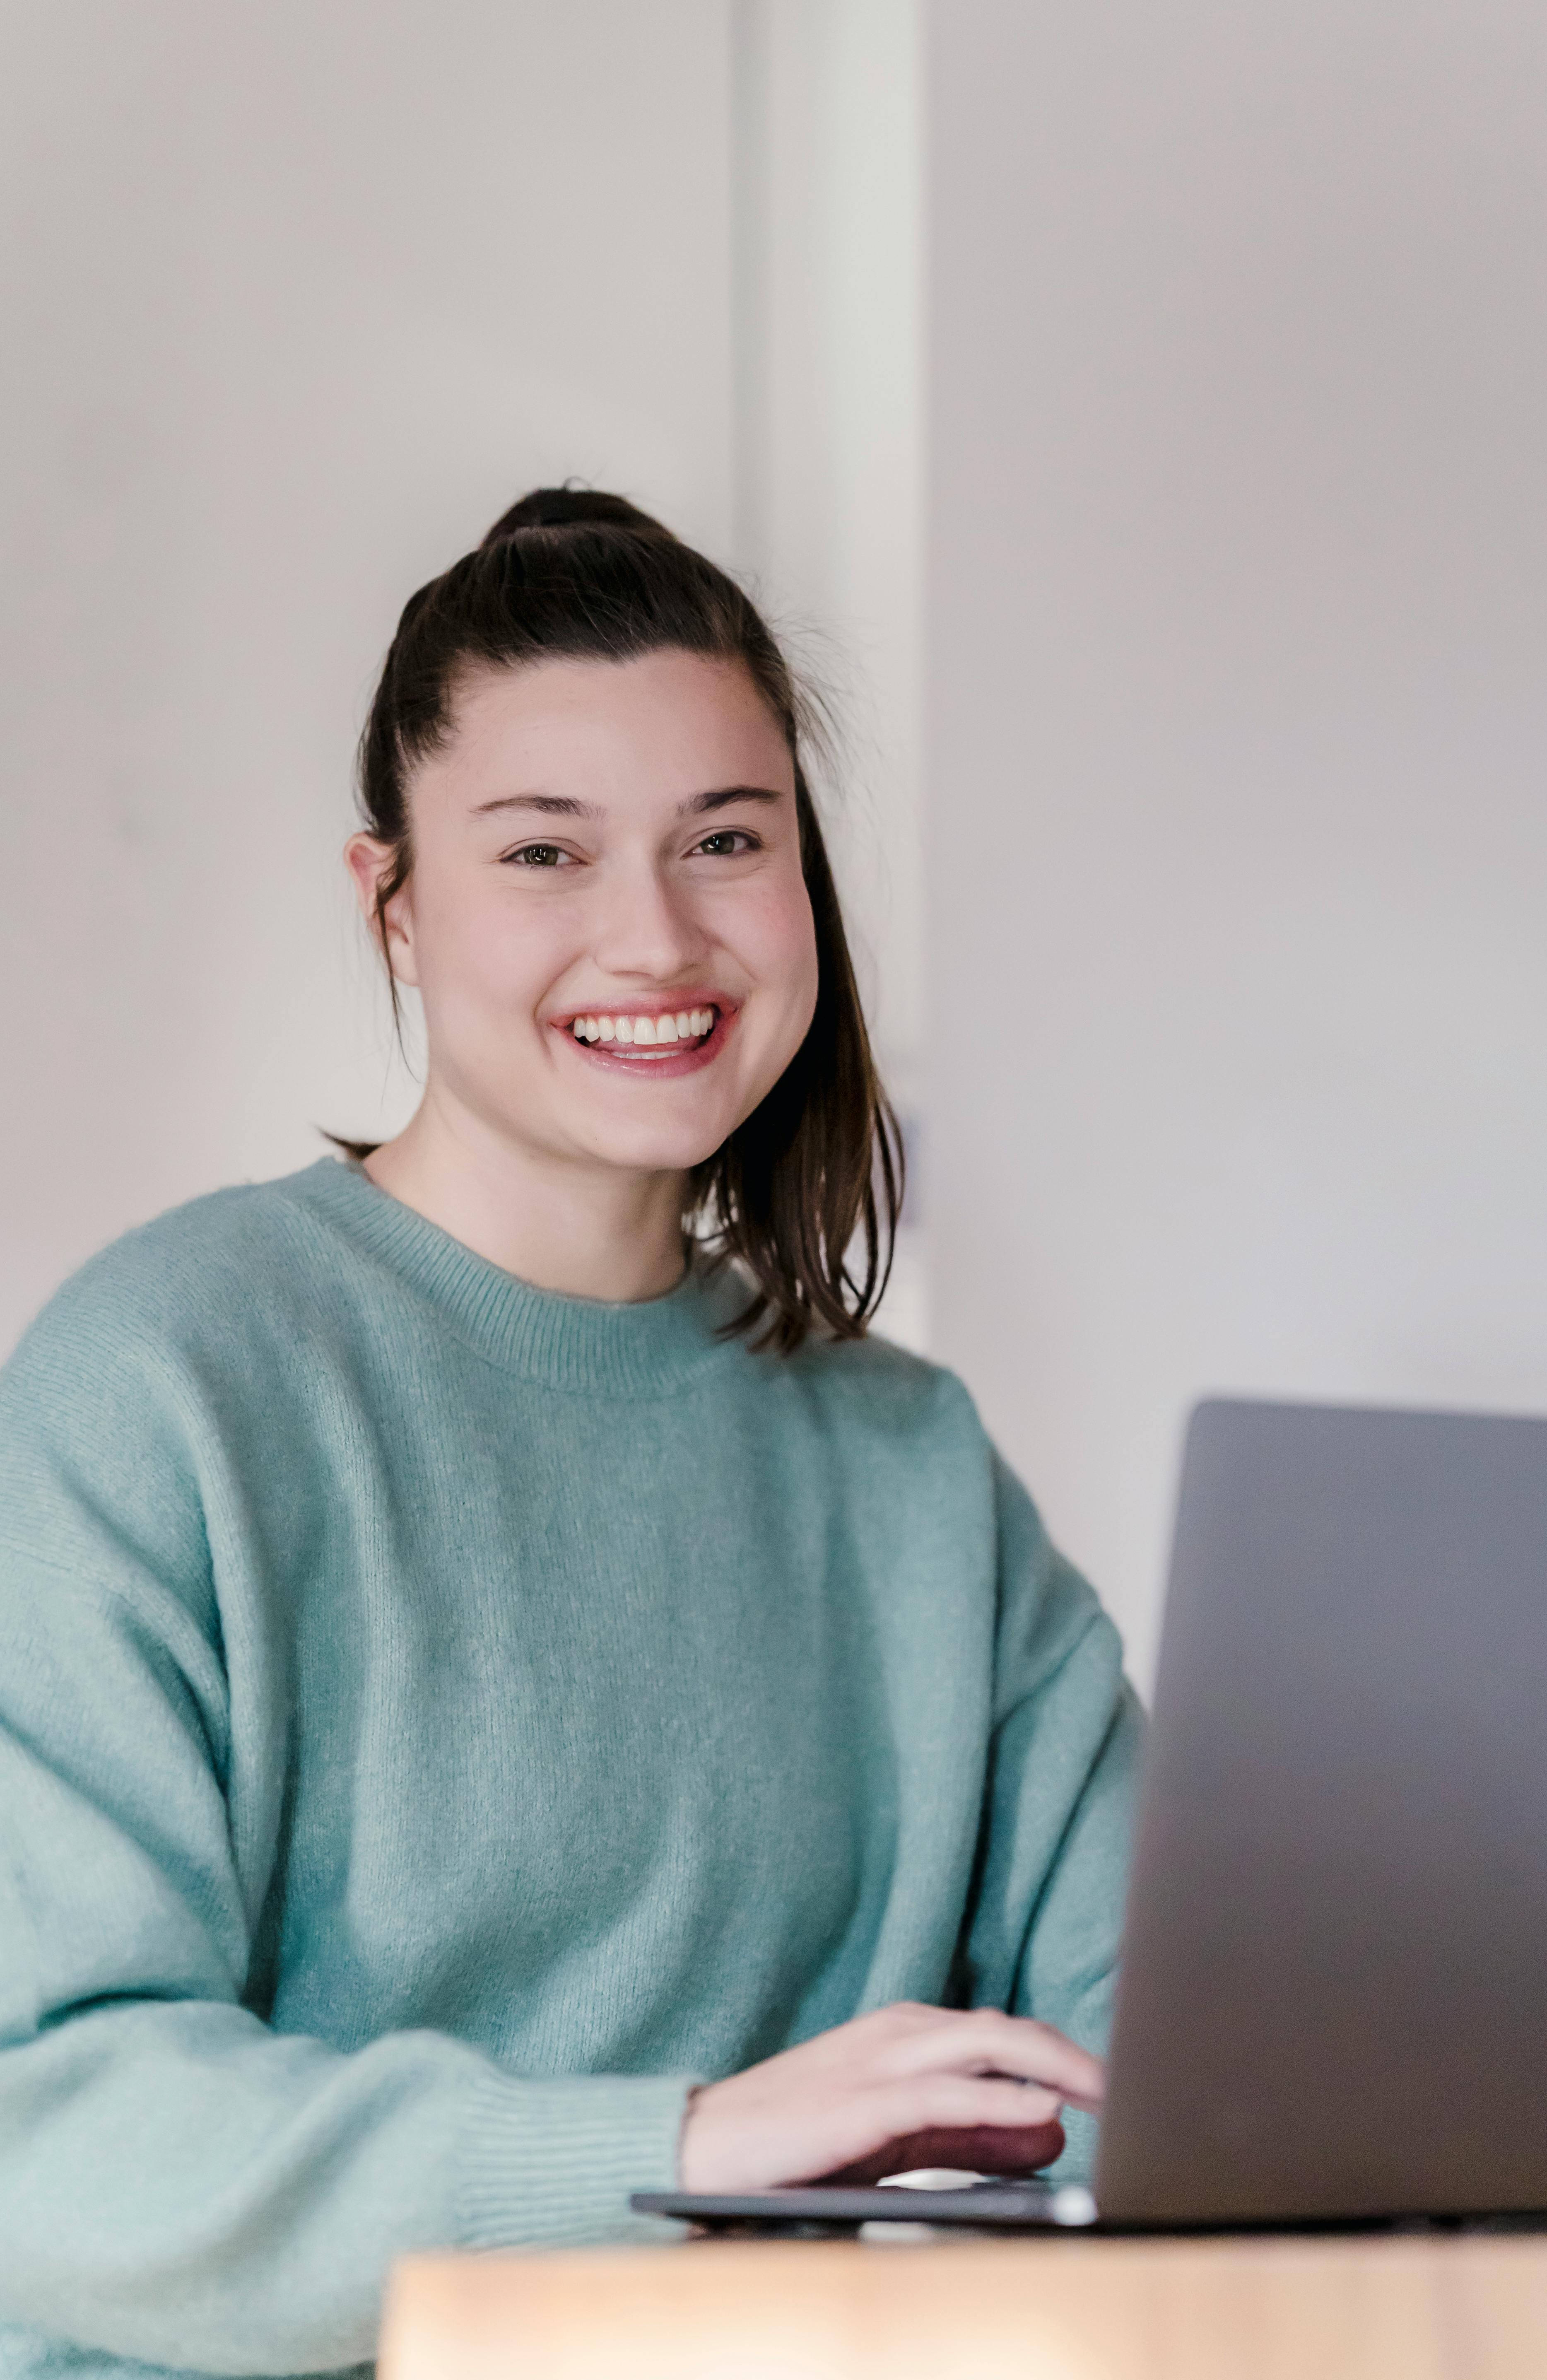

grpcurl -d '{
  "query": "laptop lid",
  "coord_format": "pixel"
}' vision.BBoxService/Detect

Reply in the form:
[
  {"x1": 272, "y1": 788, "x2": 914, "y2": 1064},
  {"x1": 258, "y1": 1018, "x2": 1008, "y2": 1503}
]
[{"x1": 1096, "y1": 1397, "x2": 1547, "y2": 2226}]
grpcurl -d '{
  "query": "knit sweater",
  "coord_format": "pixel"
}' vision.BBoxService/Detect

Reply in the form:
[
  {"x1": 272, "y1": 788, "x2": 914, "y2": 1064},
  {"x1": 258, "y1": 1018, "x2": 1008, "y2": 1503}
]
[{"x1": 0, "y1": 1157, "x2": 1142, "y2": 2380}]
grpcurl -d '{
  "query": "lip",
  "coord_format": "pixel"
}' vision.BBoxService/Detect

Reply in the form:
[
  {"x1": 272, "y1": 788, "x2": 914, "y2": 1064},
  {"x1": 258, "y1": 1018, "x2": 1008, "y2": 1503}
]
[{"x1": 547, "y1": 996, "x2": 740, "y2": 1082}]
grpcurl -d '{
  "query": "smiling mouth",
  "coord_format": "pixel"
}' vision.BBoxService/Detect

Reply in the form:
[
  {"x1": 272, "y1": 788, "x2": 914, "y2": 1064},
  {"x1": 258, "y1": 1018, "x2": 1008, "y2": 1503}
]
[{"x1": 561, "y1": 1003, "x2": 722, "y2": 1061}]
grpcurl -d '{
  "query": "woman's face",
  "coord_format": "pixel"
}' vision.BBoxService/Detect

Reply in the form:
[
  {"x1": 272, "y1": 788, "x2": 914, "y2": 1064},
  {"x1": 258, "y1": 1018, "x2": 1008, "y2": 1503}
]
[{"x1": 350, "y1": 649, "x2": 820, "y2": 1180}]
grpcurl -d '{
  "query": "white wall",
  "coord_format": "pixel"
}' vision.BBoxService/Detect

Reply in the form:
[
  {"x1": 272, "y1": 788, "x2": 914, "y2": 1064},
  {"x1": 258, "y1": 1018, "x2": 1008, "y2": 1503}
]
[
  {"x1": 928, "y1": 1, "x2": 1547, "y2": 1689},
  {"x1": 730, "y1": 0, "x2": 928, "y2": 1350},
  {"x1": 0, "y1": 0, "x2": 733, "y2": 1353},
  {"x1": 730, "y1": 0, "x2": 924, "y2": 1095}
]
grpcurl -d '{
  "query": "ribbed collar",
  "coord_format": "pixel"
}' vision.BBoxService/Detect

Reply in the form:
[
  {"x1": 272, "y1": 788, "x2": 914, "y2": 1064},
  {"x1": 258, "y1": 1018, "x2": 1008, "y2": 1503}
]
[{"x1": 277, "y1": 1157, "x2": 752, "y2": 1399}]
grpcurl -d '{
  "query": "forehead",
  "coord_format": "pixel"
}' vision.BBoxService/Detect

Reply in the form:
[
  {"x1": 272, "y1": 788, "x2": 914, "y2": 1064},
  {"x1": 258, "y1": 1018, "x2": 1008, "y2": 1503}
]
[{"x1": 421, "y1": 649, "x2": 795, "y2": 810}]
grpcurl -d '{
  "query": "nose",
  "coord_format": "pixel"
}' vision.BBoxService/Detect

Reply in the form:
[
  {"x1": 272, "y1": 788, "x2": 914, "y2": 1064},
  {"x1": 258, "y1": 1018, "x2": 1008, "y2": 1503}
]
[{"x1": 590, "y1": 850, "x2": 709, "y2": 983}]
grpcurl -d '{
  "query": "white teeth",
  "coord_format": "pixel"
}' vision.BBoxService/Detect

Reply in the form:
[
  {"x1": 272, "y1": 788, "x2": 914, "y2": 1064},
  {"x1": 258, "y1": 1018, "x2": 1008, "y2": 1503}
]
[{"x1": 569, "y1": 1006, "x2": 718, "y2": 1045}]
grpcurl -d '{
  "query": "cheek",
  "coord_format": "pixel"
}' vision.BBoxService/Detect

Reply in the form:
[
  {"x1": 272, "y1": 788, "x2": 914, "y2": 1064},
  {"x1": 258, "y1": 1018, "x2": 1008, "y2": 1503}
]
[
  {"x1": 740, "y1": 873, "x2": 821, "y2": 1030},
  {"x1": 412, "y1": 873, "x2": 557, "y2": 1014}
]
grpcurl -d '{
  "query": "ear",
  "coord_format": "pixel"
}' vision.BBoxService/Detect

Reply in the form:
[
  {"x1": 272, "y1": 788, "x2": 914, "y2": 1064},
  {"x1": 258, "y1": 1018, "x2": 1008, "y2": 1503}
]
[{"x1": 344, "y1": 834, "x2": 419, "y2": 988}]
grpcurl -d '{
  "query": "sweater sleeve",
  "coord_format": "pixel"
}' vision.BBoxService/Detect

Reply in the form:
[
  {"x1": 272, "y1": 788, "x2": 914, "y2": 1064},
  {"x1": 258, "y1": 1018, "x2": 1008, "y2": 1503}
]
[
  {"x1": 960, "y1": 1450, "x2": 1145, "y2": 2185},
  {"x1": 0, "y1": 1334, "x2": 694, "y2": 2376}
]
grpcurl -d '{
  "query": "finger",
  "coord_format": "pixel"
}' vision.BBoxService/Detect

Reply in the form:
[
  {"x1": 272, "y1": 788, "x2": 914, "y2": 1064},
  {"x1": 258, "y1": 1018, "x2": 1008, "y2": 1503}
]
[
  {"x1": 809, "y1": 2005, "x2": 1103, "y2": 2111},
  {"x1": 884, "y1": 2010, "x2": 1101, "y2": 2101},
  {"x1": 816, "y1": 2120, "x2": 1066, "y2": 2187},
  {"x1": 873, "y1": 2009, "x2": 1105, "y2": 2108},
  {"x1": 882, "y1": 2072, "x2": 1065, "y2": 2136}
]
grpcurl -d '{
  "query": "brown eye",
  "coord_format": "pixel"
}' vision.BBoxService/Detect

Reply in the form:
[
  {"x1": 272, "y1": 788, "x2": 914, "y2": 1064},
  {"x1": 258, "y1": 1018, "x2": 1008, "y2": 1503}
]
[
  {"x1": 695, "y1": 830, "x2": 755, "y2": 856},
  {"x1": 506, "y1": 843, "x2": 567, "y2": 868}
]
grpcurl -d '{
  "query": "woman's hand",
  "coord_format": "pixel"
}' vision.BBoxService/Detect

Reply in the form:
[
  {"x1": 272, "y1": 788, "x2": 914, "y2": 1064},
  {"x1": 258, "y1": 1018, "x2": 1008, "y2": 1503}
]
[{"x1": 677, "y1": 2001, "x2": 1103, "y2": 2192}]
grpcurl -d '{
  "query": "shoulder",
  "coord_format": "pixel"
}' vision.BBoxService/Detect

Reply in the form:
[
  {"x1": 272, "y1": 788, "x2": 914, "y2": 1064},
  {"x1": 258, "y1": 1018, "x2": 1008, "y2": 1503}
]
[
  {"x1": 787, "y1": 1324, "x2": 978, "y2": 1412},
  {"x1": 0, "y1": 1163, "x2": 351, "y2": 1601},
  {"x1": 2, "y1": 1162, "x2": 345, "y2": 1407},
  {"x1": 778, "y1": 1326, "x2": 989, "y2": 1461}
]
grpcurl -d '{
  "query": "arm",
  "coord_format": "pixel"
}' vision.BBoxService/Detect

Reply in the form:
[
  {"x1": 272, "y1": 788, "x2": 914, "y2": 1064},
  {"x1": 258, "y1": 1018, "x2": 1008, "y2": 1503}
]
[
  {"x1": 676, "y1": 1433, "x2": 1137, "y2": 2197},
  {"x1": 0, "y1": 1362, "x2": 692, "y2": 2375},
  {"x1": 959, "y1": 1451, "x2": 1146, "y2": 2182}
]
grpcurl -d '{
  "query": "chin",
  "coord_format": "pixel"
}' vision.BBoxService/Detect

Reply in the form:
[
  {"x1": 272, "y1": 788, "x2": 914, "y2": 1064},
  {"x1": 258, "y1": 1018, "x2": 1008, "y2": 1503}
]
[
  {"x1": 561, "y1": 1075, "x2": 761, "y2": 1177},
  {"x1": 583, "y1": 1123, "x2": 733, "y2": 1174}
]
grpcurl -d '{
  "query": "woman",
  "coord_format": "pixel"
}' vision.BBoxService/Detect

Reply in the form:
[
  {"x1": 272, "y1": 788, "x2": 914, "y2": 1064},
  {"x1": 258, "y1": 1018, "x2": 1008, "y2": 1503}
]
[{"x1": 0, "y1": 490, "x2": 1142, "y2": 2378}]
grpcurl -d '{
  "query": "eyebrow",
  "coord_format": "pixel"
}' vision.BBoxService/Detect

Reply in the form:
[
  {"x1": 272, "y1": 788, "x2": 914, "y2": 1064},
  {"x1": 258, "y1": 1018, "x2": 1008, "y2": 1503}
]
[{"x1": 471, "y1": 784, "x2": 787, "y2": 821}]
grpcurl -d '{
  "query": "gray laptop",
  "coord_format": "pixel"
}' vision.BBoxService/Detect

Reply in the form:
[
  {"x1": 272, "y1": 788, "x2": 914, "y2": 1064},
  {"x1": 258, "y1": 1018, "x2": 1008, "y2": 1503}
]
[{"x1": 637, "y1": 1396, "x2": 1547, "y2": 2234}]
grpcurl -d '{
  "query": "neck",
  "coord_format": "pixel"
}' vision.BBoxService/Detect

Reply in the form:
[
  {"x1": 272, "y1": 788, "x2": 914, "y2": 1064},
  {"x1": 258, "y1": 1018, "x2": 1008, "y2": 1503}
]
[{"x1": 364, "y1": 1083, "x2": 691, "y2": 1304}]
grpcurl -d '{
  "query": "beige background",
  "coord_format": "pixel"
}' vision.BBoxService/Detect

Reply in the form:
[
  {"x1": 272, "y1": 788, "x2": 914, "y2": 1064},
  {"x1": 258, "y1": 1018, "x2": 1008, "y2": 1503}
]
[
  {"x1": 1, "y1": 0, "x2": 739, "y2": 1343},
  {"x1": 7, "y1": 2, "x2": 1545, "y2": 1690},
  {"x1": 0, "y1": 0, "x2": 928, "y2": 1361},
  {"x1": 927, "y1": 0, "x2": 1547, "y2": 1684}
]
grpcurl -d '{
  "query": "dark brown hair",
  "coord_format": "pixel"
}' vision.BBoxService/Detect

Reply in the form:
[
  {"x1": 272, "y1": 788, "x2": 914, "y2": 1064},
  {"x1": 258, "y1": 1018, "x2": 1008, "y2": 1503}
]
[{"x1": 341, "y1": 485, "x2": 901, "y2": 1353}]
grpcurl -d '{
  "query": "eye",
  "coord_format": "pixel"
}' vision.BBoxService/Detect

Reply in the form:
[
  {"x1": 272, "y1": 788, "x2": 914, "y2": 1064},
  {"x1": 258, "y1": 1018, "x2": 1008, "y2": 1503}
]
[
  {"x1": 692, "y1": 829, "x2": 759, "y2": 857},
  {"x1": 503, "y1": 842, "x2": 572, "y2": 868}
]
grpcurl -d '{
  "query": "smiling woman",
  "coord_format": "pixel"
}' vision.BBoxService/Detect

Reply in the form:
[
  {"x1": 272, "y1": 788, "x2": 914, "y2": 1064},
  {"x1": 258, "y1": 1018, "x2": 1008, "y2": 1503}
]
[
  {"x1": 0, "y1": 489, "x2": 1142, "y2": 2380},
  {"x1": 335, "y1": 489, "x2": 896, "y2": 1346}
]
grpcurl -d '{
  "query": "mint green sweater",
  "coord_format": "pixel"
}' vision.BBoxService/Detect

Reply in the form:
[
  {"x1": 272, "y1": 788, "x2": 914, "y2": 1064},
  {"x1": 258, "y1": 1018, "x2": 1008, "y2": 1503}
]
[{"x1": 0, "y1": 1158, "x2": 1141, "y2": 2379}]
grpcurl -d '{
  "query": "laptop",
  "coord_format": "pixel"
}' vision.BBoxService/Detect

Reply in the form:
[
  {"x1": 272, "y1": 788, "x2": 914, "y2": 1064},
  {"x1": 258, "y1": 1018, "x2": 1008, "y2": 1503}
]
[{"x1": 635, "y1": 1397, "x2": 1547, "y2": 2235}]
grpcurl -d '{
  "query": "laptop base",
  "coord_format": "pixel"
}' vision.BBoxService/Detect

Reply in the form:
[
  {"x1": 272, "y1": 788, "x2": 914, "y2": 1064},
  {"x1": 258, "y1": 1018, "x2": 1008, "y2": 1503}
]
[{"x1": 631, "y1": 2187, "x2": 1547, "y2": 2240}]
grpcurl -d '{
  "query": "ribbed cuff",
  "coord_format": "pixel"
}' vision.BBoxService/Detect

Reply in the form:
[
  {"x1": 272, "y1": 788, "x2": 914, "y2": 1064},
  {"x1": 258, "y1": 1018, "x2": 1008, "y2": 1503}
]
[{"x1": 455, "y1": 2071, "x2": 702, "y2": 2249}]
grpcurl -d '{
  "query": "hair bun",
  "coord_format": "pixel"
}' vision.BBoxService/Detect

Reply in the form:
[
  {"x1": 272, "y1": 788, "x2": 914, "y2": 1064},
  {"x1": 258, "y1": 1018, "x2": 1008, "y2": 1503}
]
[{"x1": 480, "y1": 485, "x2": 675, "y2": 549}]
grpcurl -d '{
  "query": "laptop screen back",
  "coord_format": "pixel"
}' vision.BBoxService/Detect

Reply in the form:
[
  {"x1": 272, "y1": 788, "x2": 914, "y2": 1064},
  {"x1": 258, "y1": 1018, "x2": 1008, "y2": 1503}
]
[{"x1": 1096, "y1": 1398, "x2": 1547, "y2": 2225}]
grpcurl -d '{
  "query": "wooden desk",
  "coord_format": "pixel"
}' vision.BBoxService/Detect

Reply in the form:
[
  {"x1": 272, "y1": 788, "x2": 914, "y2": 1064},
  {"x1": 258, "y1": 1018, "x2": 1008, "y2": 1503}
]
[{"x1": 380, "y1": 2231, "x2": 1547, "y2": 2380}]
